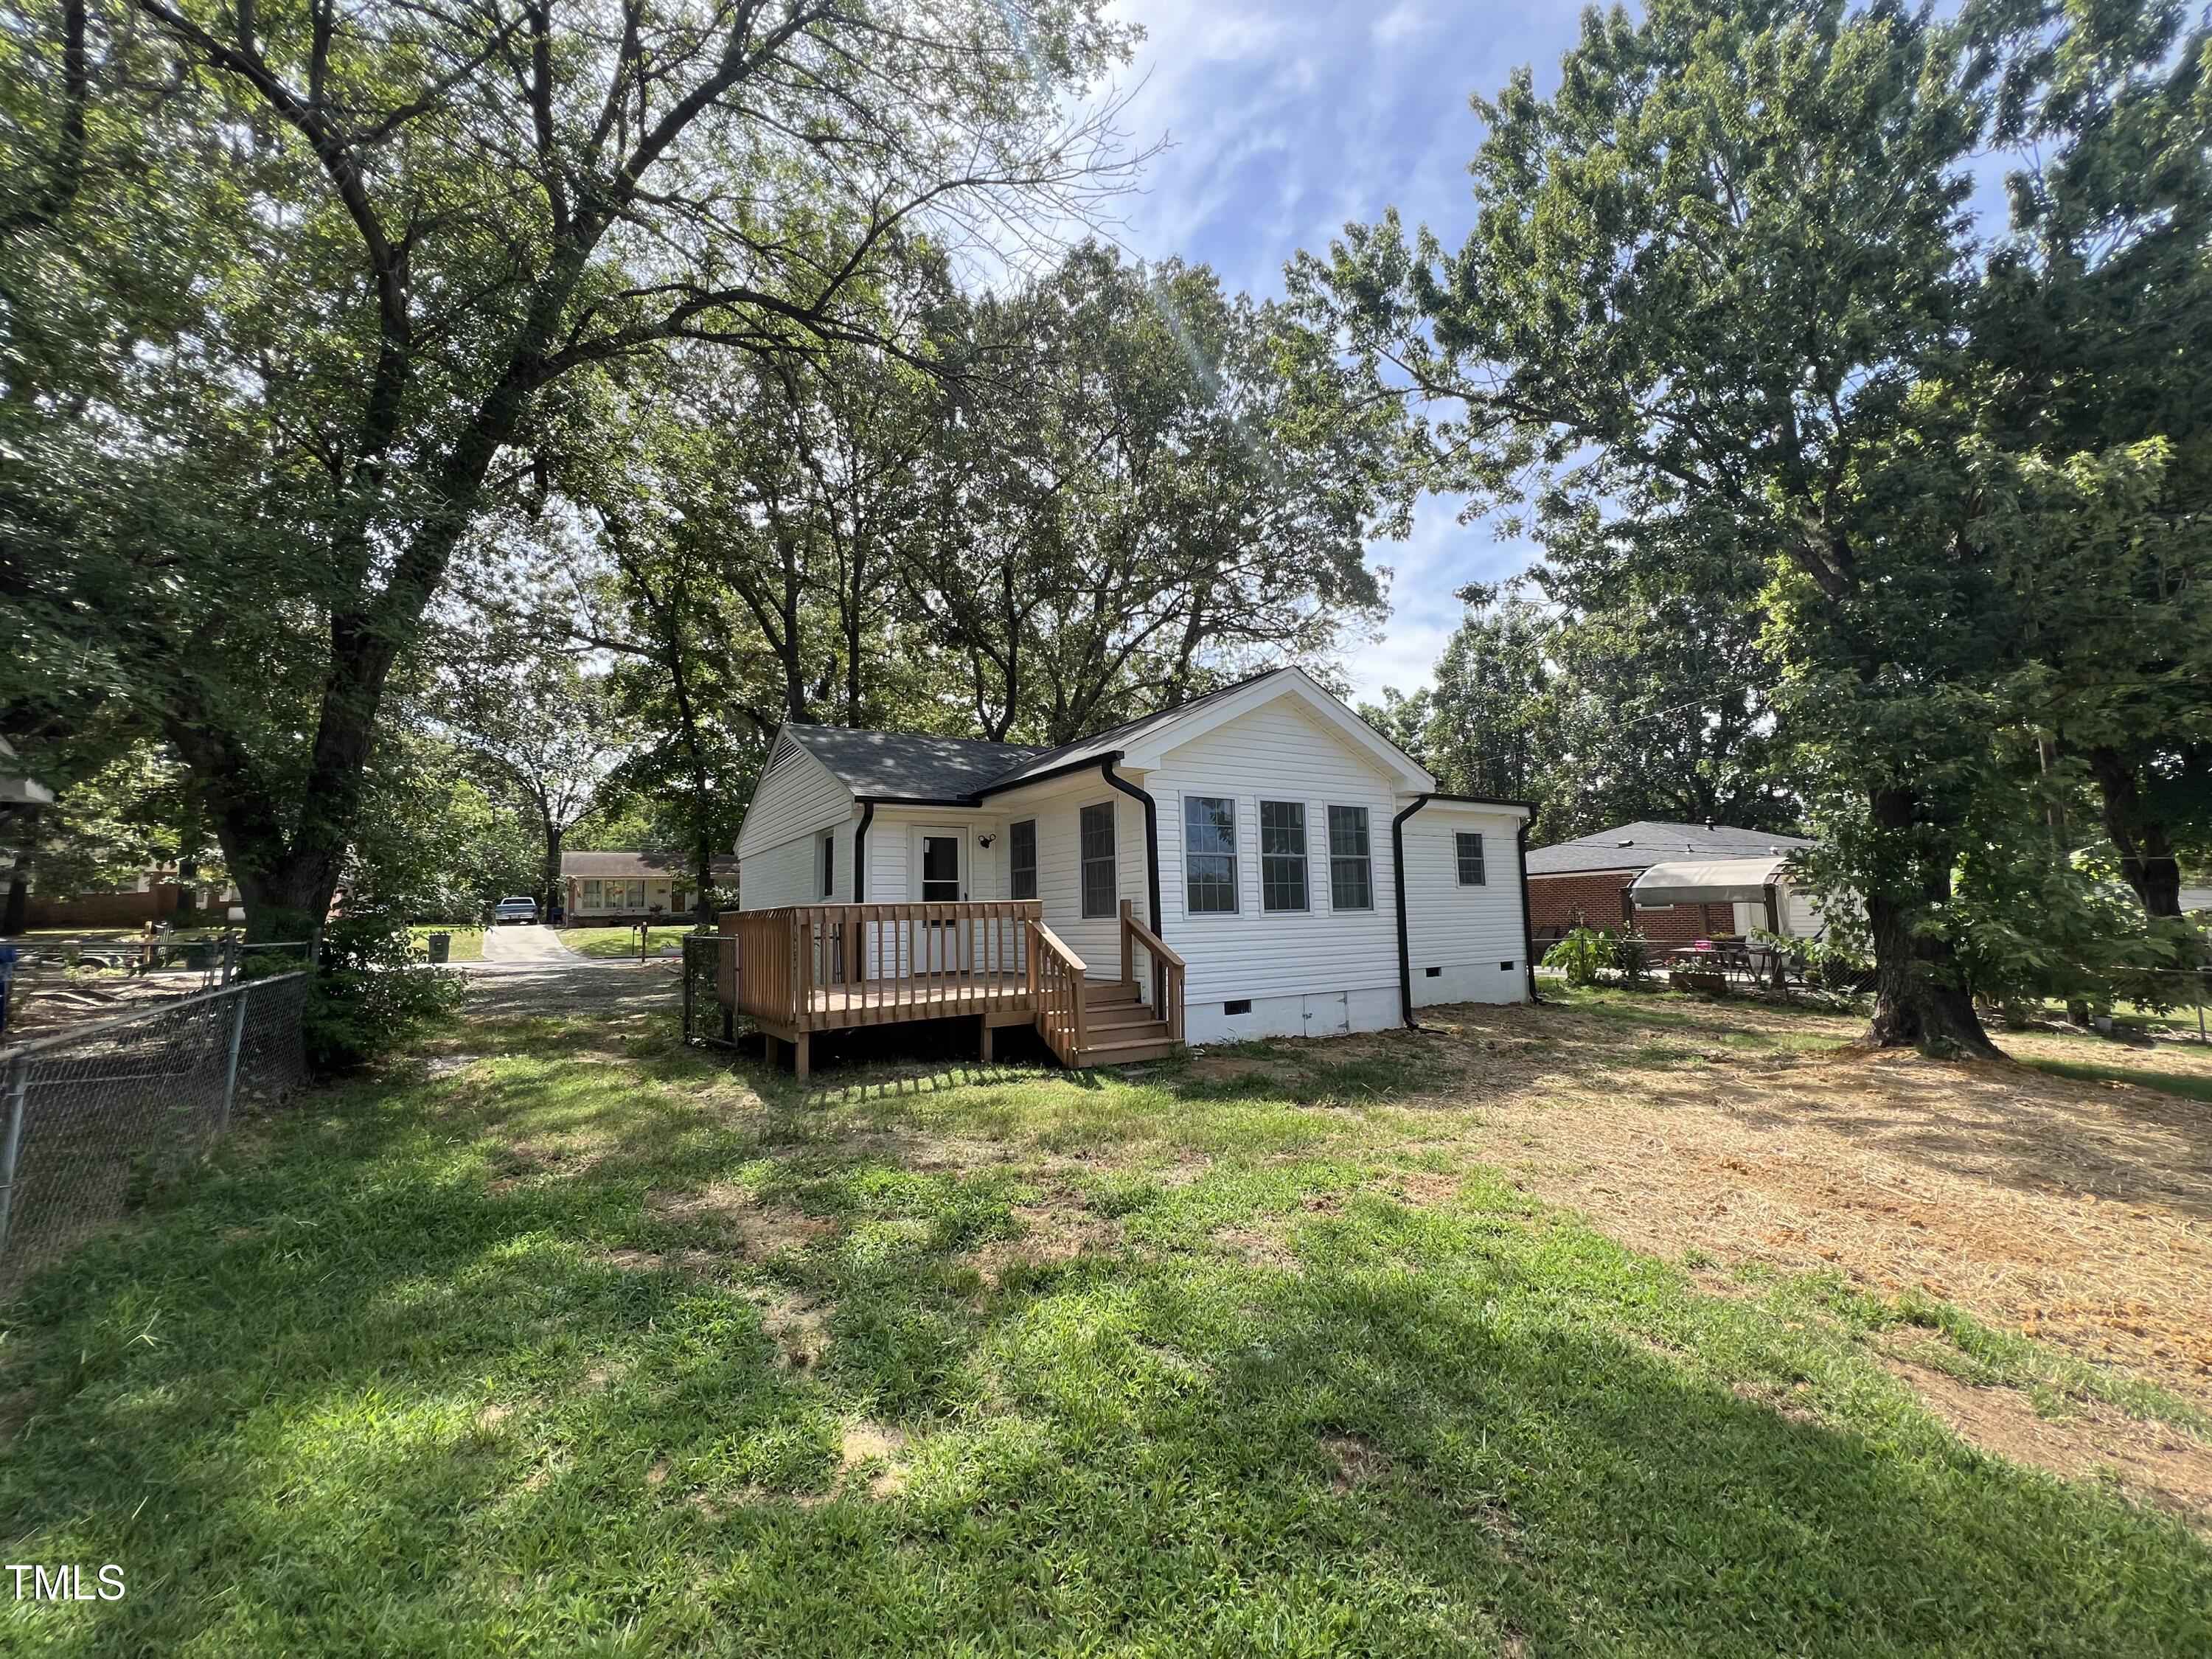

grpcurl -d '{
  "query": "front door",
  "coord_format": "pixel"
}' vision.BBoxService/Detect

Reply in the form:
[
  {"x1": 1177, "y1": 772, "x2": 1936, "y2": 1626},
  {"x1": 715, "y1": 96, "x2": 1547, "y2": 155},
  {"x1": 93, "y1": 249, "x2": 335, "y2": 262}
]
[{"x1": 911, "y1": 827, "x2": 969, "y2": 978}]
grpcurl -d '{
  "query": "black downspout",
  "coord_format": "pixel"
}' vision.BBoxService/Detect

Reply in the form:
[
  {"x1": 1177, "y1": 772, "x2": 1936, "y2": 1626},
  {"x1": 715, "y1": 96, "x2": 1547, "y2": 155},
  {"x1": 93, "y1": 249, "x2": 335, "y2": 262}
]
[
  {"x1": 1391, "y1": 794, "x2": 1433, "y2": 1029},
  {"x1": 851, "y1": 800, "x2": 874, "y2": 978},
  {"x1": 1517, "y1": 817, "x2": 1542, "y2": 1005},
  {"x1": 851, "y1": 801, "x2": 874, "y2": 901},
  {"x1": 1099, "y1": 759, "x2": 1162, "y2": 934}
]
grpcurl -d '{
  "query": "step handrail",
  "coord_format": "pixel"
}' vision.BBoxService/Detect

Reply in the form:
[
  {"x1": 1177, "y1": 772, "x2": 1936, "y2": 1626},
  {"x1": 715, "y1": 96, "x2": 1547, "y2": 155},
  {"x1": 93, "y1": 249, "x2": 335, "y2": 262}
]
[
  {"x1": 1029, "y1": 919, "x2": 1089, "y2": 1065},
  {"x1": 1118, "y1": 899, "x2": 1186, "y2": 1045}
]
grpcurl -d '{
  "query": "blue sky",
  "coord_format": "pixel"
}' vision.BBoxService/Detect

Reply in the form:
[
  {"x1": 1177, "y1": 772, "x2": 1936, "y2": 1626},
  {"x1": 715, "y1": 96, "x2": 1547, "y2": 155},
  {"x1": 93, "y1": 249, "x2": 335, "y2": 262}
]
[{"x1": 1101, "y1": 0, "x2": 1599, "y2": 700}]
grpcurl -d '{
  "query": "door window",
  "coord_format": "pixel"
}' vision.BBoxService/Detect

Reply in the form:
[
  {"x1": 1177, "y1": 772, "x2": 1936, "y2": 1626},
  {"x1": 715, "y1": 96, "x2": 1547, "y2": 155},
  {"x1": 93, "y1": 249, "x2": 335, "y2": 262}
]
[{"x1": 922, "y1": 835, "x2": 961, "y2": 902}]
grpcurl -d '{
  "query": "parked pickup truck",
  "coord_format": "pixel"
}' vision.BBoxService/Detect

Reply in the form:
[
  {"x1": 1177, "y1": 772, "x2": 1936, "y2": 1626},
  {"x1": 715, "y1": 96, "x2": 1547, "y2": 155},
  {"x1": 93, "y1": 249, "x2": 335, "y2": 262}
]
[{"x1": 493, "y1": 896, "x2": 539, "y2": 925}]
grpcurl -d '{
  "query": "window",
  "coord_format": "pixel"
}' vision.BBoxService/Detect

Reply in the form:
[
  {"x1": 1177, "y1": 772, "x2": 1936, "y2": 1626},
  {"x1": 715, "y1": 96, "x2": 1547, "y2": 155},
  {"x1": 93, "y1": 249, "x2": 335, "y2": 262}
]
[
  {"x1": 581, "y1": 880, "x2": 601, "y2": 909},
  {"x1": 1328, "y1": 806, "x2": 1374, "y2": 911},
  {"x1": 820, "y1": 832, "x2": 835, "y2": 898},
  {"x1": 1079, "y1": 803, "x2": 1116, "y2": 918},
  {"x1": 1009, "y1": 819, "x2": 1037, "y2": 901},
  {"x1": 1183, "y1": 796, "x2": 1238, "y2": 914},
  {"x1": 1259, "y1": 801, "x2": 1307, "y2": 912},
  {"x1": 921, "y1": 835, "x2": 960, "y2": 902},
  {"x1": 1455, "y1": 831, "x2": 1487, "y2": 886}
]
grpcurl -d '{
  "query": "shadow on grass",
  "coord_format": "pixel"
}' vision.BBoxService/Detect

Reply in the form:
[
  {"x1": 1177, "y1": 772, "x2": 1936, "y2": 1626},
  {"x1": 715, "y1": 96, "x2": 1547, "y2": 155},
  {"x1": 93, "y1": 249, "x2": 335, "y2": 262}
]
[
  {"x1": 2024, "y1": 1055, "x2": 2212, "y2": 1105},
  {"x1": 1, "y1": 1029, "x2": 2208, "y2": 1656}
]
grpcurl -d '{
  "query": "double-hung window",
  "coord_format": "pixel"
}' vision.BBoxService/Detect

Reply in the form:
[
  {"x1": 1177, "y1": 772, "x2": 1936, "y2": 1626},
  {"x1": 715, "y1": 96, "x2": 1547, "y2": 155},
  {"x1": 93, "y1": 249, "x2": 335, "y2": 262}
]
[
  {"x1": 820, "y1": 832, "x2": 836, "y2": 898},
  {"x1": 1009, "y1": 819, "x2": 1037, "y2": 901},
  {"x1": 1184, "y1": 796, "x2": 1238, "y2": 914},
  {"x1": 1259, "y1": 801, "x2": 1308, "y2": 912},
  {"x1": 1455, "y1": 832, "x2": 1487, "y2": 886},
  {"x1": 1328, "y1": 806, "x2": 1374, "y2": 910},
  {"x1": 580, "y1": 880, "x2": 602, "y2": 910},
  {"x1": 1079, "y1": 802, "x2": 1116, "y2": 918}
]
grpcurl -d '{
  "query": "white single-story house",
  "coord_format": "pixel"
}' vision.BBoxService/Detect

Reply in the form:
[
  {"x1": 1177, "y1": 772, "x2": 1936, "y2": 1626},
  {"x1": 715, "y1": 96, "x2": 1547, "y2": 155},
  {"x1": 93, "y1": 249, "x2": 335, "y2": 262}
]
[
  {"x1": 561, "y1": 850, "x2": 737, "y2": 924},
  {"x1": 724, "y1": 667, "x2": 1533, "y2": 1075}
]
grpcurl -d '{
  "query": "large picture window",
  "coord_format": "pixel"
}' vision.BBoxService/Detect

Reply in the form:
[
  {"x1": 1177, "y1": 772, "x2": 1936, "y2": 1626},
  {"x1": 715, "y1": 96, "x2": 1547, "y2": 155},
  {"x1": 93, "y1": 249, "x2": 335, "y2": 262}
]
[
  {"x1": 1259, "y1": 801, "x2": 1307, "y2": 912},
  {"x1": 1328, "y1": 806, "x2": 1374, "y2": 910},
  {"x1": 1184, "y1": 796, "x2": 1238, "y2": 914},
  {"x1": 1079, "y1": 803, "x2": 1116, "y2": 918},
  {"x1": 1009, "y1": 819, "x2": 1037, "y2": 901},
  {"x1": 1456, "y1": 832, "x2": 1487, "y2": 886}
]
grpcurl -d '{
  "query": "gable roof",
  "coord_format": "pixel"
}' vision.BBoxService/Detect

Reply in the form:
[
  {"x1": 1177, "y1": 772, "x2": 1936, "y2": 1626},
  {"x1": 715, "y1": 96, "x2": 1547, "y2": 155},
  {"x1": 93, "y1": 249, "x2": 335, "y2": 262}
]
[
  {"x1": 773, "y1": 669, "x2": 1441, "y2": 807},
  {"x1": 1526, "y1": 820, "x2": 1816, "y2": 877},
  {"x1": 561, "y1": 850, "x2": 737, "y2": 880}
]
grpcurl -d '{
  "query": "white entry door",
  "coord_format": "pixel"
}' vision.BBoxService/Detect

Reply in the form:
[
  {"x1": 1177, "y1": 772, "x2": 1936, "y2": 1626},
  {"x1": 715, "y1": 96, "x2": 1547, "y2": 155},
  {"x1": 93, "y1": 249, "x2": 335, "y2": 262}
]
[{"x1": 911, "y1": 826, "x2": 969, "y2": 977}]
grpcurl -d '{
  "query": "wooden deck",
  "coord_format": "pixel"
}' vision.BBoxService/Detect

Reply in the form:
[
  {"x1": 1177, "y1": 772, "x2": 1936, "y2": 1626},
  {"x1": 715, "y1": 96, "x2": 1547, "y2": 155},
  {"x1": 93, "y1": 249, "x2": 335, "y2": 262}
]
[{"x1": 717, "y1": 900, "x2": 1184, "y2": 1079}]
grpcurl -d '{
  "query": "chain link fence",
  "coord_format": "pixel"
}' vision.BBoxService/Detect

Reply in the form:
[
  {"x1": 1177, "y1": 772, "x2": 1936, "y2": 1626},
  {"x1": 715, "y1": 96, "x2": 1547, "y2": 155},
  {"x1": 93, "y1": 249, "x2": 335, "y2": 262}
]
[
  {"x1": 0, "y1": 970, "x2": 310, "y2": 1294},
  {"x1": 681, "y1": 932, "x2": 738, "y2": 1047}
]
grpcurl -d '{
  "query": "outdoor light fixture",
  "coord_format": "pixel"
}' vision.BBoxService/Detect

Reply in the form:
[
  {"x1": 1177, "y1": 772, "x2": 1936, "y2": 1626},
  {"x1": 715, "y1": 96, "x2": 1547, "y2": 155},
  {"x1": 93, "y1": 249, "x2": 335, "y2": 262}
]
[{"x1": 978, "y1": 833, "x2": 996, "y2": 848}]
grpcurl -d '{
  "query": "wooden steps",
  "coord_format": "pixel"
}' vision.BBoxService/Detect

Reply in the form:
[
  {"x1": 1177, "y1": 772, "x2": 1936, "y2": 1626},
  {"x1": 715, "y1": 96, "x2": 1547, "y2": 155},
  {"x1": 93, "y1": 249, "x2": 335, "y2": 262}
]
[{"x1": 1063, "y1": 978, "x2": 1178, "y2": 1066}]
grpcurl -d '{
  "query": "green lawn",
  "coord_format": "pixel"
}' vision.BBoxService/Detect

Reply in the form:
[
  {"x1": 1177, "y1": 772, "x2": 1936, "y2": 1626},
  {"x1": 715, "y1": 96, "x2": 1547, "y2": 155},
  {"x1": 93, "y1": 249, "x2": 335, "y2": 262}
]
[
  {"x1": 1, "y1": 1007, "x2": 2208, "y2": 1655},
  {"x1": 559, "y1": 925, "x2": 682, "y2": 959},
  {"x1": 408, "y1": 925, "x2": 485, "y2": 962}
]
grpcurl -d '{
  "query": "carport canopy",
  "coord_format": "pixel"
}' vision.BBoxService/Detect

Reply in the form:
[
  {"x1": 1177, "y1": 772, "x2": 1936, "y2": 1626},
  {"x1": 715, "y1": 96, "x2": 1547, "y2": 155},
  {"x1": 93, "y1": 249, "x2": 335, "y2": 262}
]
[{"x1": 1630, "y1": 855, "x2": 1791, "y2": 908}]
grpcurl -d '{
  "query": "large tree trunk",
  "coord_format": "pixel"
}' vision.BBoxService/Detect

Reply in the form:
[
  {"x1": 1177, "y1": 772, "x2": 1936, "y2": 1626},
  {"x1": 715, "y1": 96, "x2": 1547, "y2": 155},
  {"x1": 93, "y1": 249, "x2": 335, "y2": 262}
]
[
  {"x1": 1, "y1": 839, "x2": 31, "y2": 936},
  {"x1": 1859, "y1": 787, "x2": 2000, "y2": 1057},
  {"x1": 542, "y1": 808, "x2": 563, "y2": 918},
  {"x1": 2089, "y1": 748, "x2": 2184, "y2": 918}
]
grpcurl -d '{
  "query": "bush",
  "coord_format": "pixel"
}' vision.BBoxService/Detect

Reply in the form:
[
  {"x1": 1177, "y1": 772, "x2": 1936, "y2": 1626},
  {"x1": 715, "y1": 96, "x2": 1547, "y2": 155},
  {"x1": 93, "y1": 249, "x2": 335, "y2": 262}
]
[
  {"x1": 302, "y1": 901, "x2": 465, "y2": 1071},
  {"x1": 1543, "y1": 926, "x2": 1618, "y2": 987}
]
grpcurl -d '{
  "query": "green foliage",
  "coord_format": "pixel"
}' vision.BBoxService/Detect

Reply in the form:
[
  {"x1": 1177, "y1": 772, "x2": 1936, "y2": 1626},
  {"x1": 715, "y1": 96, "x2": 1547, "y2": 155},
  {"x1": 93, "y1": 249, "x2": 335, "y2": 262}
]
[
  {"x1": 1543, "y1": 926, "x2": 1620, "y2": 987},
  {"x1": 302, "y1": 902, "x2": 463, "y2": 1072}
]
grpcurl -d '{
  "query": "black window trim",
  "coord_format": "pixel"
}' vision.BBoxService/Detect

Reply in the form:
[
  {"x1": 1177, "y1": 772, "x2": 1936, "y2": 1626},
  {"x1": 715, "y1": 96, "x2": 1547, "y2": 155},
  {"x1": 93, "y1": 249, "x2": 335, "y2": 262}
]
[
  {"x1": 1009, "y1": 817, "x2": 1038, "y2": 902},
  {"x1": 820, "y1": 830, "x2": 835, "y2": 899},
  {"x1": 1326, "y1": 803, "x2": 1375, "y2": 912},
  {"x1": 1259, "y1": 799, "x2": 1310, "y2": 914},
  {"x1": 1183, "y1": 793, "x2": 1240, "y2": 917},
  {"x1": 1079, "y1": 800, "x2": 1117, "y2": 919}
]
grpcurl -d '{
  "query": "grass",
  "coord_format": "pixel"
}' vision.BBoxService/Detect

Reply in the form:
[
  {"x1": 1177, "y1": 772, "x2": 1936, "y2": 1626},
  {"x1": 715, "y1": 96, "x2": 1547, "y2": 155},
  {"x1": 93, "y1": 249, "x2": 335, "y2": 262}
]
[
  {"x1": 1, "y1": 1008, "x2": 2208, "y2": 1655},
  {"x1": 408, "y1": 925, "x2": 484, "y2": 962},
  {"x1": 2023, "y1": 1054, "x2": 2212, "y2": 1104},
  {"x1": 559, "y1": 925, "x2": 682, "y2": 959}
]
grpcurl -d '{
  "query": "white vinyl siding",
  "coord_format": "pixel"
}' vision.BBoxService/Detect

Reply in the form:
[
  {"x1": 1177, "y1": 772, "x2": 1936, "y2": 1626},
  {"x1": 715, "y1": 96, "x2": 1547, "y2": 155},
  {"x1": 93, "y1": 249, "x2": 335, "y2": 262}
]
[
  {"x1": 1150, "y1": 697, "x2": 1403, "y2": 1009},
  {"x1": 737, "y1": 736, "x2": 858, "y2": 910},
  {"x1": 1405, "y1": 805, "x2": 1528, "y2": 1006}
]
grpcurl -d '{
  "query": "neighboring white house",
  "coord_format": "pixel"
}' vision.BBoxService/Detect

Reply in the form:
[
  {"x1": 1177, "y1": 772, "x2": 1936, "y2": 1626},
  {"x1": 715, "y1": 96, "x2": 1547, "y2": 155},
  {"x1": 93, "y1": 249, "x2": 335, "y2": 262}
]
[
  {"x1": 731, "y1": 667, "x2": 1534, "y2": 1048},
  {"x1": 561, "y1": 850, "x2": 737, "y2": 923}
]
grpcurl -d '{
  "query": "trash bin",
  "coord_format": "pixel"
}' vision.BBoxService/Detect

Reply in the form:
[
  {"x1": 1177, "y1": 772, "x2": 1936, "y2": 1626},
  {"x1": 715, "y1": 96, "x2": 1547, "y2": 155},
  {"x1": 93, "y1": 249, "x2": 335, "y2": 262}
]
[{"x1": 426, "y1": 932, "x2": 451, "y2": 964}]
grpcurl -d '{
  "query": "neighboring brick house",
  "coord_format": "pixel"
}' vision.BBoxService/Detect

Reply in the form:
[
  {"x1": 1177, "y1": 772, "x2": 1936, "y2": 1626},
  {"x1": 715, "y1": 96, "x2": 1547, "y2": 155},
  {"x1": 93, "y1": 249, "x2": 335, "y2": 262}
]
[{"x1": 1526, "y1": 820, "x2": 1817, "y2": 945}]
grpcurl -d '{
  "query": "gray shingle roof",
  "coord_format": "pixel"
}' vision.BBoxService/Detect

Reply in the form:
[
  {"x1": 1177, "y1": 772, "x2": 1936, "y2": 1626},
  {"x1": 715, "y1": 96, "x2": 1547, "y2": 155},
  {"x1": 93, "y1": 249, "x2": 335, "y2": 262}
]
[
  {"x1": 1526, "y1": 820, "x2": 1816, "y2": 877},
  {"x1": 779, "y1": 725, "x2": 1050, "y2": 802},
  {"x1": 779, "y1": 672, "x2": 1302, "y2": 802},
  {"x1": 561, "y1": 850, "x2": 738, "y2": 878}
]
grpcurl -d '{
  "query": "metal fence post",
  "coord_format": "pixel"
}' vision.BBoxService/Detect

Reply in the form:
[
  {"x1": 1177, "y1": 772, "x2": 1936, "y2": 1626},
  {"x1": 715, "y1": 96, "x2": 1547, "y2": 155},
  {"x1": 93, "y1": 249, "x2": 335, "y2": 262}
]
[
  {"x1": 219, "y1": 981, "x2": 249, "y2": 1135},
  {"x1": 221, "y1": 932, "x2": 238, "y2": 987},
  {"x1": 307, "y1": 925, "x2": 322, "y2": 971},
  {"x1": 0, "y1": 1052, "x2": 29, "y2": 1273}
]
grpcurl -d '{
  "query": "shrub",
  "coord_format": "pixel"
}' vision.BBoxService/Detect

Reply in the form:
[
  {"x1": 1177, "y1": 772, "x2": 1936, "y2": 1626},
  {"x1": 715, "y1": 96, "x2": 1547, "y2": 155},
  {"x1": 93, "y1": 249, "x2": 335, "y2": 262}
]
[
  {"x1": 302, "y1": 901, "x2": 464, "y2": 1071},
  {"x1": 1543, "y1": 926, "x2": 1618, "y2": 987}
]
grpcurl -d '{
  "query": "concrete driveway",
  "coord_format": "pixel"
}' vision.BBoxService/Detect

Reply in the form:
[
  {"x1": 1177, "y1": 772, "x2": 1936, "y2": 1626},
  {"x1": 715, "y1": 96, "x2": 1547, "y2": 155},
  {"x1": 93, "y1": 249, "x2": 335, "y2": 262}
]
[
  {"x1": 479, "y1": 924, "x2": 580, "y2": 964},
  {"x1": 463, "y1": 922, "x2": 675, "y2": 1018}
]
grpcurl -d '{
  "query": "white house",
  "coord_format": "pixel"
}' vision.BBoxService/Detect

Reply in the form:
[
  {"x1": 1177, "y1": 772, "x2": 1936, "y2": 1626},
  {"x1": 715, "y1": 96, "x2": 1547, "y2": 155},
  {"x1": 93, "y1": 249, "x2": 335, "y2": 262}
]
[{"x1": 725, "y1": 668, "x2": 1532, "y2": 1075}]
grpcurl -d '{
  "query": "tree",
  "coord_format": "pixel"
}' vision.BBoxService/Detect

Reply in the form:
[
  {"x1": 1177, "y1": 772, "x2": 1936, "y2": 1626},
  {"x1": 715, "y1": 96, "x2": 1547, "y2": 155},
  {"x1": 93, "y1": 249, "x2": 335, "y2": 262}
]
[
  {"x1": 2, "y1": 0, "x2": 1134, "y2": 935},
  {"x1": 438, "y1": 643, "x2": 629, "y2": 914},
  {"x1": 1304, "y1": 0, "x2": 2011, "y2": 1051}
]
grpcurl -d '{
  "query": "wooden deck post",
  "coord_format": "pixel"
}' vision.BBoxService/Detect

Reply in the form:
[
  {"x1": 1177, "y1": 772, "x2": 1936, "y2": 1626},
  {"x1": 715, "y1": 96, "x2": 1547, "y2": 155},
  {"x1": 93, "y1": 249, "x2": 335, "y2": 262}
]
[
  {"x1": 793, "y1": 1032, "x2": 810, "y2": 1082},
  {"x1": 1119, "y1": 897, "x2": 1134, "y2": 987},
  {"x1": 978, "y1": 1017, "x2": 993, "y2": 1063}
]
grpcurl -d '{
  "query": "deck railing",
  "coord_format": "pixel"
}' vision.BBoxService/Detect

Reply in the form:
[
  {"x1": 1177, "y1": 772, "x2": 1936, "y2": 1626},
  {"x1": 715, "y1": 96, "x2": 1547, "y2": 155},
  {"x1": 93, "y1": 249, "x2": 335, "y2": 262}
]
[{"x1": 722, "y1": 902, "x2": 1042, "y2": 1032}]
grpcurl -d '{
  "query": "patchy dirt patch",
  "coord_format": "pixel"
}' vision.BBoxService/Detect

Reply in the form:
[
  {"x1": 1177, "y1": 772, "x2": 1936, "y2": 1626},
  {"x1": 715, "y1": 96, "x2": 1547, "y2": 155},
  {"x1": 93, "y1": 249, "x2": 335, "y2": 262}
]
[
  {"x1": 757, "y1": 1292, "x2": 832, "y2": 1370},
  {"x1": 839, "y1": 1421, "x2": 908, "y2": 1498},
  {"x1": 1216, "y1": 1227, "x2": 1303, "y2": 1273},
  {"x1": 1394, "y1": 998, "x2": 2212, "y2": 1411},
  {"x1": 647, "y1": 1184, "x2": 835, "y2": 1256},
  {"x1": 964, "y1": 1202, "x2": 1120, "y2": 1288},
  {"x1": 1887, "y1": 1357, "x2": 2212, "y2": 1527},
  {"x1": 1319, "y1": 1430, "x2": 1391, "y2": 1492}
]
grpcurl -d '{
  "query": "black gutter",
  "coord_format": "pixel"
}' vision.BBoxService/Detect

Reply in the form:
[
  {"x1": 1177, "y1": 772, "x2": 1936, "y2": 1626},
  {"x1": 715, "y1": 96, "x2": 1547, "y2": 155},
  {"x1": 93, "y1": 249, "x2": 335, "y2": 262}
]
[
  {"x1": 1391, "y1": 794, "x2": 1433, "y2": 1029},
  {"x1": 1099, "y1": 758, "x2": 1163, "y2": 933},
  {"x1": 1517, "y1": 817, "x2": 1542, "y2": 1005},
  {"x1": 851, "y1": 801, "x2": 874, "y2": 901},
  {"x1": 971, "y1": 751, "x2": 1128, "y2": 801}
]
